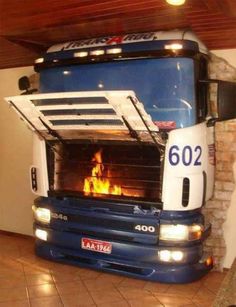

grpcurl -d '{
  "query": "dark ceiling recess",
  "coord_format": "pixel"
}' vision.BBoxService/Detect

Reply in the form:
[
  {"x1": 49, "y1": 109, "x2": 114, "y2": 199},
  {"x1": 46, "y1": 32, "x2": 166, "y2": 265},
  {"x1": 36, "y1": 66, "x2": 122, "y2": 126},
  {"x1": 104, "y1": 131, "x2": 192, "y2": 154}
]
[{"x1": 0, "y1": 0, "x2": 236, "y2": 69}]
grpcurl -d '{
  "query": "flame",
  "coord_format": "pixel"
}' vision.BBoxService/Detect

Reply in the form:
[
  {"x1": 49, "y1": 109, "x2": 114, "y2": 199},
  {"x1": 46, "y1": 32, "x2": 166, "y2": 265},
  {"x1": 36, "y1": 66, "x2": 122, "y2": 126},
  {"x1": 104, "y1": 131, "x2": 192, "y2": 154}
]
[{"x1": 83, "y1": 149, "x2": 122, "y2": 196}]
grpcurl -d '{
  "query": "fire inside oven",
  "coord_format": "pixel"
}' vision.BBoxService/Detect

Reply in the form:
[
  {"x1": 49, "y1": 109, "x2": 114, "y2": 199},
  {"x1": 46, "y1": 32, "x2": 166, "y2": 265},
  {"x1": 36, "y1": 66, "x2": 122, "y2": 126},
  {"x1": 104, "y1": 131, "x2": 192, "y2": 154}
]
[{"x1": 47, "y1": 143, "x2": 162, "y2": 203}]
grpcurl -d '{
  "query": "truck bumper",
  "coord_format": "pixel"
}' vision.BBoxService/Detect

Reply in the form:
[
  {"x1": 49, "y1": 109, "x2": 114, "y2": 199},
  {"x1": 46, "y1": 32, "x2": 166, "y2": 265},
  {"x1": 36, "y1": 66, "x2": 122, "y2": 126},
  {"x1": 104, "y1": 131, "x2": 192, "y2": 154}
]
[{"x1": 34, "y1": 227, "x2": 213, "y2": 283}]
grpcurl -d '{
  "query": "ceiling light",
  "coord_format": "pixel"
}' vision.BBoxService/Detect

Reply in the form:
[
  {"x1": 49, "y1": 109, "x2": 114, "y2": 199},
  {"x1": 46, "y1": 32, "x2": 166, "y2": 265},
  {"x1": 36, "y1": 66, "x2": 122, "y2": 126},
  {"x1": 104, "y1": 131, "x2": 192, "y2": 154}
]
[{"x1": 166, "y1": 0, "x2": 185, "y2": 6}]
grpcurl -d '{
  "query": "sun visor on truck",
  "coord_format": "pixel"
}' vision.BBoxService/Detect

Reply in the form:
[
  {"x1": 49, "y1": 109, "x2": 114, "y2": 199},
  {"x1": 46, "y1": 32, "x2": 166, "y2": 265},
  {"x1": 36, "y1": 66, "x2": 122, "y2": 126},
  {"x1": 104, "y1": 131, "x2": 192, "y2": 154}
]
[{"x1": 5, "y1": 91, "x2": 158, "y2": 142}]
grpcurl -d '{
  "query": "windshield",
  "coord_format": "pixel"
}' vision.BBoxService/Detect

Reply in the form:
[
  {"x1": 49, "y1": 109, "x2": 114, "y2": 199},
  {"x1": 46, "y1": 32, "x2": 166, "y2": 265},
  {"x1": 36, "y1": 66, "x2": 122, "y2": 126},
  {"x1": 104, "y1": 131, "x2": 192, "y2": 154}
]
[{"x1": 40, "y1": 57, "x2": 196, "y2": 128}]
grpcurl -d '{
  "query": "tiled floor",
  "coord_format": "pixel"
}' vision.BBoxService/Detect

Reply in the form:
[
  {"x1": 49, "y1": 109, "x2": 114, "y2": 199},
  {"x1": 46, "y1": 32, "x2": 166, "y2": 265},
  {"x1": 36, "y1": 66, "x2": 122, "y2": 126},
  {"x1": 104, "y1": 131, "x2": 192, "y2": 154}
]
[{"x1": 0, "y1": 232, "x2": 226, "y2": 307}]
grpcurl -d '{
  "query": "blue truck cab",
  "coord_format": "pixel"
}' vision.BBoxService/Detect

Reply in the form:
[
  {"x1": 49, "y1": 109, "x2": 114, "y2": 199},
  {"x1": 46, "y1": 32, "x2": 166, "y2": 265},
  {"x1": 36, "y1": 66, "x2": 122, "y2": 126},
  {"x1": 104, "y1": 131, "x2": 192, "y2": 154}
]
[{"x1": 6, "y1": 30, "x2": 236, "y2": 283}]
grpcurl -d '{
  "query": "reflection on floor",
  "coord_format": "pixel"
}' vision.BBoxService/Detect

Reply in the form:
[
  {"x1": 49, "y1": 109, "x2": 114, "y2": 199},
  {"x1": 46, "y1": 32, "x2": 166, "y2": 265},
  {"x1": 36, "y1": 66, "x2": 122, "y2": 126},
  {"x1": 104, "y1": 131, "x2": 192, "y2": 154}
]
[{"x1": 0, "y1": 232, "x2": 226, "y2": 307}]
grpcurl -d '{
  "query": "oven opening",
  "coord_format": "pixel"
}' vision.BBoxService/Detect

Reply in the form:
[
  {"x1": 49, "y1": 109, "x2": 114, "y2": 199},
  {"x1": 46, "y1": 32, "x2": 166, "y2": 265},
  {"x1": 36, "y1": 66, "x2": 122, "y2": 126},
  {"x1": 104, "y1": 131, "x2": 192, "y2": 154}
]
[{"x1": 47, "y1": 142, "x2": 162, "y2": 203}]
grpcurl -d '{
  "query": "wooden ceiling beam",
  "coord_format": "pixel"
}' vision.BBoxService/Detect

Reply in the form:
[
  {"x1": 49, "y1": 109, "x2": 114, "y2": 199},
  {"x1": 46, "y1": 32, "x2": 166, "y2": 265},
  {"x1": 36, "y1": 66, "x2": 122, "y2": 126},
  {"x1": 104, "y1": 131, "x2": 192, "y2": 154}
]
[
  {"x1": 214, "y1": 0, "x2": 236, "y2": 17},
  {"x1": 0, "y1": 0, "x2": 236, "y2": 68},
  {"x1": 1, "y1": 0, "x2": 169, "y2": 34}
]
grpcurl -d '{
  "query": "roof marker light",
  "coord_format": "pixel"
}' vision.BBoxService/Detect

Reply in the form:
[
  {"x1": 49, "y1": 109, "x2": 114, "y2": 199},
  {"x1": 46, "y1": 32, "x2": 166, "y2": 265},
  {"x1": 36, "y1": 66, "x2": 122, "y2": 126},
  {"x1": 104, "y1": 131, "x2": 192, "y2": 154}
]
[
  {"x1": 90, "y1": 50, "x2": 105, "y2": 56},
  {"x1": 164, "y1": 43, "x2": 183, "y2": 50},
  {"x1": 63, "y1": 70, "x2": 71, "y2": 75},
  {"x1": 74, "y1": 51, "x2": 88, "y2": 58},
  {"x1": 35, "y1": 57, "x2": 44, "y2": 64},
  {"x1": 106, "y1": 48, "x2": 122, "y2": 55}
]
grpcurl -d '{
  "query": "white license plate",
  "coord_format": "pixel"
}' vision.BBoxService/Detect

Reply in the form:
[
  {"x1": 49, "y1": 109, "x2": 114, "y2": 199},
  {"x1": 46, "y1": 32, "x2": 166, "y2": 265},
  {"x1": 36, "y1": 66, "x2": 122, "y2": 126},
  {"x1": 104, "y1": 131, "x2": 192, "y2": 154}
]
[{"x1": 81, "y1": 238, "x2": 112, "y2": 254}]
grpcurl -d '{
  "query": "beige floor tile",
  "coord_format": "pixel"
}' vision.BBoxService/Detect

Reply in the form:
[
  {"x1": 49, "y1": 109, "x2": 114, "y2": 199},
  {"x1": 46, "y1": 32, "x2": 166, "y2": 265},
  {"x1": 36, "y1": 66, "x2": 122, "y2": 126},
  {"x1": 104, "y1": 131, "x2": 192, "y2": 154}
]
[
  {"x1": 204, "y1": 271, "x2": 226, "y2": 283},
  {"x1": 0, "y1": 300, "x2": 30, "y2": 307},
  {"x1": 193, "y1": 285, "x2": 215, "y2": 302},
  {"x1": 117, "y1": 287, "x2": 153, "y2": 300},
  {"x1": 23, "y1": 264, "x2": 50, "y2": 275},
  {"x1": 95, "y1": 272, "x2": 125, "y2": 285},
  {"x1": 89, "y1": 288, "x2": 123, "y2": 305},
  {"x1": 30, "y1": 296, "x2": 63, "y2": 307},
  {"x1": 96, "y1": 300, "x2": 130, "y2": 307},
  {"x1": 118, "y1": 277, "x2": 147, "y2": 289},
  {"x1": 144, "y1": 281, "x2": 170, "y2": 294},
  {"x1": 19, "y1": 246, "x2": 35, "y2": 257},
  {"x1": 0, "y1": 259, "x2": 24, "y2": 277},
  {"x1": 17, "y1": 254, "x2": 39, "y2": 264},
  {"x1": 128, "y1": 295, "x2": 163, "y2": 307},
  {"x1": 52, "y1": 271, "x2": 81, "y2": 283},
  {"x1": 55, "y1": 280, "x2": 88, "y2": 295},
  {"x1": 154, "y1": 293, "x2": 193, "y2": 306},
  {"x1": 0, "y1": 276, "x2": 26, "y2": 289},
  {"x1": 203, "y1": 271, "x2": 226, "y2": 294},
  {"x1": 25, "y1": 273, "x2": 54, "y2": 286},
  {"x1": 0, "y1": 269, "x2": 24, "y2": 279},
  {"x1": 76, "y1": 268, "x2": 101, "y2": 281},
  {"x1": 0, "y1": 287, "x2": 28, "y2": 302},
  {"x1": 166, "y1": 281, "x2": 202, "y2": 298},
  {"x1": 0, "y1": 248, "x2": 21, "y2": 258},
  {"x1": 50, "y1": 263, "x2": 79, "y2": 274},
  {"x1": 34, "y1": 259, "x2": 54, "y2": 270},
  {"x1": 84, "y1": 278, "x2": 118, "y2": 291},
  {"x1": 28, "y1": 284, "x2": 58, "y2": 298},
  {"x1": 192, "y1": 299, "x2": 213, "y2": 307},
  {"x1": 60, "y1": 292, "x2": 95, "y2": 307}
]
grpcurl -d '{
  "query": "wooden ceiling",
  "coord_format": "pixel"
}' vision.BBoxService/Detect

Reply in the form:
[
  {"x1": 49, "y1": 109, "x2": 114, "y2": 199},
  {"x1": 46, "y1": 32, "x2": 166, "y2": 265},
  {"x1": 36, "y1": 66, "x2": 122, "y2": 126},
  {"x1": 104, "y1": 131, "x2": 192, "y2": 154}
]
[{"x1": 0, "y1": 0, "x2": 236, "y2": 69}]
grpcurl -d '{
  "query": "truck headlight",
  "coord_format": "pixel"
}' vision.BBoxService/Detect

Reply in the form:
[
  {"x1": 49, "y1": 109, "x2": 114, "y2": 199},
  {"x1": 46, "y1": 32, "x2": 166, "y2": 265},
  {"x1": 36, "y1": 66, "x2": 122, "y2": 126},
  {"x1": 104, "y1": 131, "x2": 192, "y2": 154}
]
[
  {"x1": 159, "y1": 250, "x2": 184, "y2": 262},
  {"x1": 159, "y1": 224, "x2": 203, "y2": 242},
  {"x1": 32, "y1": 206, "x2": 51, "y2": 224}
]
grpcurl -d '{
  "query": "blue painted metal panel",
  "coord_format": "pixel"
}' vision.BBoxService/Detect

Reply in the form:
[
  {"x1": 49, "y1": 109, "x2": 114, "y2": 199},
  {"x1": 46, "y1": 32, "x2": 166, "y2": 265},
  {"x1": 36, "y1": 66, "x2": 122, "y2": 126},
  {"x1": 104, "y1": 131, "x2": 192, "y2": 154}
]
[
  {"x1": 44, "y1": 40, "x2": 199, "y2": 61},
  {"x1": 35, "y1": 238, "x2": 212, "y2": 283},
  {"x1": 40, "y1": 57, "x2": 196, "y2": 129}
]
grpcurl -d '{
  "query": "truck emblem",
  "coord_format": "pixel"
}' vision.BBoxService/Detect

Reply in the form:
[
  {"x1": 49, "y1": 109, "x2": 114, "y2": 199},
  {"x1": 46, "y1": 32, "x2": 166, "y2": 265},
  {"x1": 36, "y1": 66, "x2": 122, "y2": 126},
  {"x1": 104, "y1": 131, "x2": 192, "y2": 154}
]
[{"x1": 51, "y1": 212, "x2": 68, "y2": 221}]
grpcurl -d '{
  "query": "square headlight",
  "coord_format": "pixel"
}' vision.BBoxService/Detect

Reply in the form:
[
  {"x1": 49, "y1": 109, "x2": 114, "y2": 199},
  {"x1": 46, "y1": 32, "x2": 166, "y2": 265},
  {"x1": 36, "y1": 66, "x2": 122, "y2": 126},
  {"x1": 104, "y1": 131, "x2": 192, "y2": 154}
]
[
  {"x1": 32, "y1": 206, "x2": 51, "y2": 224},
  {"x1": 159, "y1": 224, "x2": 203, "y2": 242}
]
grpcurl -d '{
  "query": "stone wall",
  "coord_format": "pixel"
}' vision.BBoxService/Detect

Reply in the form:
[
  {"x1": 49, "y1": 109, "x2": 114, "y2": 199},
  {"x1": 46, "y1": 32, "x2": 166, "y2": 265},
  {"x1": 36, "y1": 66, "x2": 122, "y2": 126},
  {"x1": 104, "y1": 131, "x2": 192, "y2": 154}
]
[{"x1": 203, "y1": 53, "x2": 236, "y2": 270}]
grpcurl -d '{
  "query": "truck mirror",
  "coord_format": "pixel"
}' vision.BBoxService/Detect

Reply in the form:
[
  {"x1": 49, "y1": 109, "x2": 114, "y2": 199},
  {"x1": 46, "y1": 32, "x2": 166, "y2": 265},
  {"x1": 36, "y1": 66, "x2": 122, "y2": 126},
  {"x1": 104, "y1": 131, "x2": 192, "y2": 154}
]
[
  {"x1": 199, "y1": 80, "x2": 236, "y2": 122},
  {"x1": 18, "y1": 76, "x2": 38, "y2": 95},
  {"x1": 216, "y1": 80, "x2": 236, "y2": 121},
  {"x1": 18, "y1": 76, "x2": 30, "y2": 92}
]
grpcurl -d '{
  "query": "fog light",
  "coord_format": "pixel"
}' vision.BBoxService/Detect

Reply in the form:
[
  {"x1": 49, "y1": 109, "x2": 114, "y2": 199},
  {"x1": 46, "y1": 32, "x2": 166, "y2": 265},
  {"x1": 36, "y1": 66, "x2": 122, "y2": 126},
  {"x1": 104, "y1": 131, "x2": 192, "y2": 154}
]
[
  {"x1": 172, "y1": 251, "x2": 184, "y2": 261},
  {"x1": 32, "y1": 206, "x2": 51, "y2": 224},
  {"x1": 159, "y1": 250, "x2": 184, "y2": 262},
  {"x1": 159, "y1": 250, "x2": 171, "y2": 262},
  {"x1": 35, "y1": 229, "x2": 48, "y2": 241}
]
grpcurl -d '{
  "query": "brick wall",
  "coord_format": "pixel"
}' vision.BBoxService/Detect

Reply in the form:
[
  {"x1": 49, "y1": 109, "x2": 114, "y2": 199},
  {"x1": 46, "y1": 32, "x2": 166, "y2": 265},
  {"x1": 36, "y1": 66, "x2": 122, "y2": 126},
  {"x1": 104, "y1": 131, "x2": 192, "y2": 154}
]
[{"x1": 203, "y1": 53, "x2": 236, "y2": 270}]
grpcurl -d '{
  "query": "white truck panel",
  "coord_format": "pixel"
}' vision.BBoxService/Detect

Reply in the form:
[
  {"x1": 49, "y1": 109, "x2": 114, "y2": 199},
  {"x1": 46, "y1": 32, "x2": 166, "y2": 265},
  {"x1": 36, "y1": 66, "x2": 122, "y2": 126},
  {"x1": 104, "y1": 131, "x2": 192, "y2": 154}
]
[
  {"x1": 31, "y1": 135, "x2": 49, "y2": 196},
  {"x1": 162, "y1": 122, "x2": 214, "y2": 211}
]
